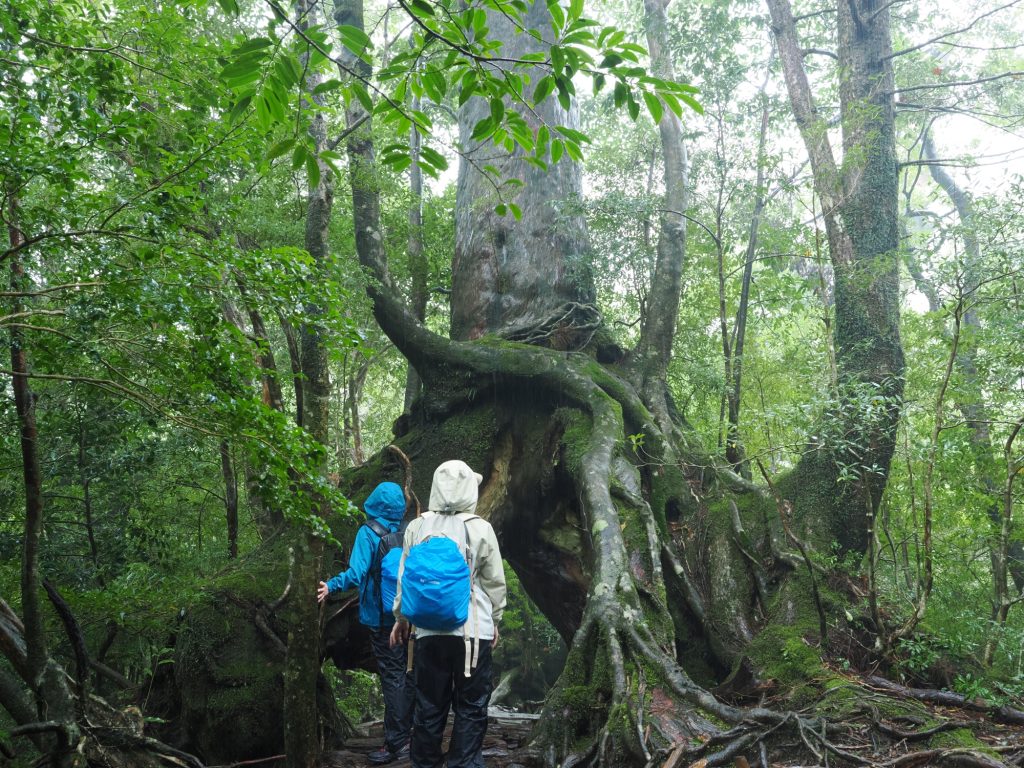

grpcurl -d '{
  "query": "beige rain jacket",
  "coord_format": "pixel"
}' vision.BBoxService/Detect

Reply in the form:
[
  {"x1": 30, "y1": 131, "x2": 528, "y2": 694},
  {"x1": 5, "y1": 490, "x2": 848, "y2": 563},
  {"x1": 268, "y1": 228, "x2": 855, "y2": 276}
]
[{"x1": 393, "y1": 460, "x2": 506, "y2": 641}]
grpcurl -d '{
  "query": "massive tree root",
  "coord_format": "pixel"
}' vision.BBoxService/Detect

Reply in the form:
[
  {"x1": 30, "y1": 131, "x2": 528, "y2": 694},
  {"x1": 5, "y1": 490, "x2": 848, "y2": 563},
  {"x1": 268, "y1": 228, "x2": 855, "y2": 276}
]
[{"x1": 333, "y1": 329, "x2": 1022, "y2": 768}]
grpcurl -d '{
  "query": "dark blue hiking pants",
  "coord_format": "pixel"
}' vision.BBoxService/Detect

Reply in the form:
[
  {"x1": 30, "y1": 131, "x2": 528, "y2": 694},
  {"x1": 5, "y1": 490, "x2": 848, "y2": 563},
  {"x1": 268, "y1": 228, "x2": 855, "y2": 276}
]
[{"x1": 410, "y1": 635, "x2": 493, "y2": 768}]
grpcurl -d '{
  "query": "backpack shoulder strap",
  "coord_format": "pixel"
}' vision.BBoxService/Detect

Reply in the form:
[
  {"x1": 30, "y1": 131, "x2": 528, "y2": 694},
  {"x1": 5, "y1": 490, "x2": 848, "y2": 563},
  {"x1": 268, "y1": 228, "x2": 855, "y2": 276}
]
[{"x1": 363, "y1": 518, "x2": 389, "y2": 538}]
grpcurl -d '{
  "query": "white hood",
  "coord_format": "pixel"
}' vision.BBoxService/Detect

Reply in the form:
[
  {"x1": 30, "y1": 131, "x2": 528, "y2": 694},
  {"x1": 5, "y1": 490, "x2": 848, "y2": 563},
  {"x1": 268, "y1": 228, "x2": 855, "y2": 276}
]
[{"x1": 428, "y1": 460, "x2": 483, "y2": 514}]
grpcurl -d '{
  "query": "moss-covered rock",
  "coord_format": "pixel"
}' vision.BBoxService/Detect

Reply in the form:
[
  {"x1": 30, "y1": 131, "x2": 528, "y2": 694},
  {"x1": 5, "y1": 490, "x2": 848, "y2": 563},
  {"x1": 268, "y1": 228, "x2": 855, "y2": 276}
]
[{"x1": 166, "y1": 535, "x2": 348, "y2": 763}]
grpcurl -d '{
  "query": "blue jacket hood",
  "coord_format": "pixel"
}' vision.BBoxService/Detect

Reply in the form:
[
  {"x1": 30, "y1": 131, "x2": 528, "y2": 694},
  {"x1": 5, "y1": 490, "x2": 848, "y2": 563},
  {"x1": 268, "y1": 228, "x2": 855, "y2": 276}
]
[{"x1": 363, "y1": 482, "x2": 405, "y2": 525}]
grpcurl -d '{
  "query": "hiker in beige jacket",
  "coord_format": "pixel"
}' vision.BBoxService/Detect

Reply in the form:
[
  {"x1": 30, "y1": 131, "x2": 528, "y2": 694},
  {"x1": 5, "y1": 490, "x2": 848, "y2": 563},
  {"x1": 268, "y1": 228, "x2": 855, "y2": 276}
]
[{"x1": 390, "y1": 460, "x2": 506, "y2": 768}]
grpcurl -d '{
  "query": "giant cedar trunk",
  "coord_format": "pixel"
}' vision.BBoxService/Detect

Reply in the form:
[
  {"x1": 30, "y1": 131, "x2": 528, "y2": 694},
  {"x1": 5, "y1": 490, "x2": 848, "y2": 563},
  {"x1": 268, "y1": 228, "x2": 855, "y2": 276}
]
[{"x1": 451, "y1": 4, "x2": 595, "y2": 344}]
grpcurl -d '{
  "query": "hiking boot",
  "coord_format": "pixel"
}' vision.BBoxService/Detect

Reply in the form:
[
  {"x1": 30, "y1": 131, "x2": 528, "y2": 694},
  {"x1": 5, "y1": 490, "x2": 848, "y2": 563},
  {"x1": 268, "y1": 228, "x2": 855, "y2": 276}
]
[
  {"x1": 367, "y1": 743, "x2": 409, "y2": 765},
  {"x1": 367, "y1": 746, "x2": 395, "y2": 765}
]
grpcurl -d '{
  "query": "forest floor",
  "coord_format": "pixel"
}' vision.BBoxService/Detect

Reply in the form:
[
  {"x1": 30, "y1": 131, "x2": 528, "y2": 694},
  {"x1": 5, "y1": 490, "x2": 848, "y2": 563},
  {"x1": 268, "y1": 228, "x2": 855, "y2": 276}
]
[
  {"x1": 323, "y1": 708, "x2": 538, "y2": 768},
  {"x1": 318, "y1": 692, "x2": 1024, "y2": 768}
]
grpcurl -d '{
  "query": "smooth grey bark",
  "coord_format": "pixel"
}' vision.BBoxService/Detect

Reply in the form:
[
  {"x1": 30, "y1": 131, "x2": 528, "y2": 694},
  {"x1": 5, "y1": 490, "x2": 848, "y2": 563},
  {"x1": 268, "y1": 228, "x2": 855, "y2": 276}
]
[{"x1": 635, "y1": 0, "x2": 689, "y2": 434}]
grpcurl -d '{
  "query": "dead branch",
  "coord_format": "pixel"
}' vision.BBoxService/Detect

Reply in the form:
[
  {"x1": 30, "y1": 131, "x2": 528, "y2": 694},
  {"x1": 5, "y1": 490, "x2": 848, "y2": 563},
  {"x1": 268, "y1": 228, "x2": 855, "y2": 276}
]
[
  {"x1": 874, "y1": 717, "x2": 970, "y2": 740},
  {"x1": 386, "y1": 443, "x2": 421, "y2": 517},
  {"x1": 866, "y1": 675, "x2": 1024, "y2": 725}
]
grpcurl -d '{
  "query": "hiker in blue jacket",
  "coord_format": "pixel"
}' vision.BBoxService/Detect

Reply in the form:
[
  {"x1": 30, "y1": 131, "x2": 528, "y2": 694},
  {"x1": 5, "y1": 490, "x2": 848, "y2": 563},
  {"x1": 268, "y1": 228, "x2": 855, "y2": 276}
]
[{"x1": 318, "y1": 481, "x2": 414, "y2": 766}]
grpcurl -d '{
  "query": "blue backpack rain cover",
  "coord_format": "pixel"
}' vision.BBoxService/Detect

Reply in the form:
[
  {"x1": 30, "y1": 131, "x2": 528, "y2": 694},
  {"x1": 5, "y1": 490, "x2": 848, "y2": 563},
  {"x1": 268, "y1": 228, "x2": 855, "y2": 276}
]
[{"x1": 400, "y1": 516, "x2": 473, "y2": 631}]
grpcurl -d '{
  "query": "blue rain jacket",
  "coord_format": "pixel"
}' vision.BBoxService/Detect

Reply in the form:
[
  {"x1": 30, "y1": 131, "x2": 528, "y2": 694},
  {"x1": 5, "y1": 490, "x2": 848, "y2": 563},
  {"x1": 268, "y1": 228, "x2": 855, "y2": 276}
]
[{"x1": 325, "y1": 481, "x2": 406, "y2": 629}]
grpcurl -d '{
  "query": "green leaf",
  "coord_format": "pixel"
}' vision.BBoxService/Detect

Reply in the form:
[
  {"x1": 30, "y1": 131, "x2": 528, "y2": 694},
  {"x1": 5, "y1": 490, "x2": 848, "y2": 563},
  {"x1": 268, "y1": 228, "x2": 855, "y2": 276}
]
[
  {"x1": 409, "y1": 0, "x2": 436, "y2": 17},
  {"x1": 627, "y1": 93, "x2": 640, "y2": 121},
  {"x1": 547, "y1": 0, "x2": 566, "y2": 33},
  {"x1": 555, "y1": 77, "x2": 571, "y2": 110},
  {"x1": 255, "y1": 93, "x2": 272, "y2": 129},
  {"x1": 643, "y1": 91, "x2": 663, "y2": 123},
  {"x1": 679, "y1": 93, "x2": 704, "y2": 115},
  {"x1": 216, "y1": 0, "x2": 239, "y2": 15},
  {"x1": 661, "y1": 91, "x2": 682, "y2": 118},
  {"x1": 550, "y1": 139, "x2": 564, "y2": 163},
  {"x1": 314, "y1": 79, "x2": 344, "y2": 94},
  {"x1": 422, "y1": 69, "x2": 447, "y2": 103},
  {"x1": 495, "y1": 203, "x2": 508, "y2": 216},
  {"x1": 267, "y1": 138, "x2": 295, "y2": 160},
  {"x1": 305, "y1": 152, "x2": 321, "y2": 189},
  {"x1": 419, "y1": 145, "x2": 448, "y2": 172},
  {"x1": 338, "y1": 24, "x2": 372, "y2": 56},
  {"x1": 536, "y1": 124, "x2": 550, "y2": 155},
  {"x1": 233, "y1": 37, "x2": 274, "y2": 55},
  {"x1": 227, "y1": 93, "x2": 253, "y2": 124},
  {"x1": 470, "y1": 116, "x2": 496, "y2": 141},
  {"x1": 489, "y1": 97, "x2": 504, "y2": 124},
  {"x1": 508, "y1": 202, "x2": 522, "y2": 220},
  {"x1": 274, "y1": 55, "x2": 301, "y2": 87},
  {"x1": 350, "y1": 81, "x2": 374, "y2": 112},
  {"x1": 613, "y1": 80, "x2": 627, "y2": 108},
  {"x1": 533, "y1": 75, "x2": 555, "y2": 105}
]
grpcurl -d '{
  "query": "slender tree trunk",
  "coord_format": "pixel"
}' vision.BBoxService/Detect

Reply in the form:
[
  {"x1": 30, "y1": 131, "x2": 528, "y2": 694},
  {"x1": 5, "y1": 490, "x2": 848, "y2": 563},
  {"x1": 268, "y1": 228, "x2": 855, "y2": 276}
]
[
  {"x1": 77, "y1": 408, "x2": 103, "y2": 583},
  {"x1": 8, "y1": 207, "x2": 46, "y2": 694},
  {"x1": 725, "y1": 64, "x2": 771, "y2": 479},
  {"x1": 922, "y1": 132, "x2": 1024, "y2": 594},
  {"x1": 987, "y1": 418, "x2": 1024, "y2": 665},
  {"x1": 224, "y1": 290, "x2": 285, "y2": 533},
  {"x1": 279, "y1": 312, "x2": 304, "y2": 427},
  {"x1": 220, "y1": 441, "x2": 239, "y2": 559},
  {"x1": 636, "y1": 0, "x2": 689, "y2": 432},
  {"x1": 343, "y1": 357, "x2": 371, "y2": 466},
  {"x1": 283, "y1": 2, "x2": 333, "y2": 766},
  {"x1": 6, "y1": 193, "x2": 77, "y2": 761}
]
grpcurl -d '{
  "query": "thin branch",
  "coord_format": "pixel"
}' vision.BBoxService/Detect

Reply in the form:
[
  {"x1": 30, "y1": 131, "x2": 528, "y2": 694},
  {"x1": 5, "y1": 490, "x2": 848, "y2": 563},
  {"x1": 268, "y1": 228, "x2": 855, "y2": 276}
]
[
  {"x1": 893, "y1": 70, "x2": 1024, "y2": 95},
  {"x1": 802, "y1": 47, "x2": 838, "y2": 60},
  {"x1": 886, "y1": 0, "x2": 1024, "y2": 60}
]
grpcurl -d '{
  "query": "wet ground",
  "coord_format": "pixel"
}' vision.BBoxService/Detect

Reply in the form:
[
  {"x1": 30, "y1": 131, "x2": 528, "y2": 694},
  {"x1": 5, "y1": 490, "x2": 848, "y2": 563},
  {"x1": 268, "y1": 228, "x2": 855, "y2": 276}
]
[{"x1": 322, "y1": 708, "x2": 539, "y2": 768}]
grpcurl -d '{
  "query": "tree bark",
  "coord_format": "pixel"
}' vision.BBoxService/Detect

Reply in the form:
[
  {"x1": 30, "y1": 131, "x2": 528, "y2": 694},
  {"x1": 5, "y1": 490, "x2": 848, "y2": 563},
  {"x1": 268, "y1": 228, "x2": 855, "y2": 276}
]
[
  {"x1": 282, "y1": 2, "x2": 333, "y2": 766},
  {"x1": 766, "y1": 0, "x2": 905, "y2": 554},
  {"x1": 220, "y1": 441, "x2": 239, "y2": 559},
  {"x1": 724, "y1": 63, "x2": 771, "y2": 479},
  {"x1": 635, "y1": 0, "x2": 689, "y2": 435},
  {"x1": 6, "y1": 192, "x2": 78, "y2": 764},
  {"x1": 404, "y1": 98, "x2": 427, "y2": 413},
  {"x1": 451, "y1": 2, "x2": 596, "y2": 344},
  {"x1": 223, "y1": 291, "x2": 285, "y2": 534}
]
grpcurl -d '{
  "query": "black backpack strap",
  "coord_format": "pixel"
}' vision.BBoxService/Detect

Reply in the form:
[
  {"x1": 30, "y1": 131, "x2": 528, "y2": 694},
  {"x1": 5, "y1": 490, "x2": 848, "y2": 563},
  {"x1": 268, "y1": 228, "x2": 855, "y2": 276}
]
[{"x1": 362, "y1": 519, "x2": 391, "y2": 627}]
